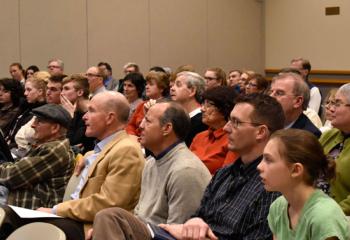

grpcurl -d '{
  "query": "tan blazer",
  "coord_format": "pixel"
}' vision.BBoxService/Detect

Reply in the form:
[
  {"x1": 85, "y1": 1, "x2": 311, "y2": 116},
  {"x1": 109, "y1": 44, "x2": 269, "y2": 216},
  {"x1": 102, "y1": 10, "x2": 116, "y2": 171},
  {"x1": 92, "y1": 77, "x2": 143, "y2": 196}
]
[{"x1": 56, "y1": 130, "x2": 145, "y2": 234}]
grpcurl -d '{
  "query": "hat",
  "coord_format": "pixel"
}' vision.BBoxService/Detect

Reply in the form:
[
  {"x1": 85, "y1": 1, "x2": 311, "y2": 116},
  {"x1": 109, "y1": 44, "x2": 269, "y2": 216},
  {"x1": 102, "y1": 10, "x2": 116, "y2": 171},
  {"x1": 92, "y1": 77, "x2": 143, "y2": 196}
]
[{"x1": 31, "y1": 104, "x2": 72, "y2": 129}]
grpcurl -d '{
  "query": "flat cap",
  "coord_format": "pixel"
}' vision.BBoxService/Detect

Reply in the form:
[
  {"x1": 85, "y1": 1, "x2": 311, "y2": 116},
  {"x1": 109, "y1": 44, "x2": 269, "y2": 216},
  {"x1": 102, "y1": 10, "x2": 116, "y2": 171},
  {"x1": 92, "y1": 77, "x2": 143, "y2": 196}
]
[{"x1": 31, "y1": 104, "x2": 72, "y2": 129}]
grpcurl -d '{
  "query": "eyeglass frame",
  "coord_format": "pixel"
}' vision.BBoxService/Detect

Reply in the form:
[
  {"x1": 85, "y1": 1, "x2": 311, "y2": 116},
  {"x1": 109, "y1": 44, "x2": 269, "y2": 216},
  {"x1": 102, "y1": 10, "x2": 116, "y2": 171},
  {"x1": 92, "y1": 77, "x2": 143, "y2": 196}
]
[{"x1": 228, "y1": 117, "x2": 265, "y2": 129}]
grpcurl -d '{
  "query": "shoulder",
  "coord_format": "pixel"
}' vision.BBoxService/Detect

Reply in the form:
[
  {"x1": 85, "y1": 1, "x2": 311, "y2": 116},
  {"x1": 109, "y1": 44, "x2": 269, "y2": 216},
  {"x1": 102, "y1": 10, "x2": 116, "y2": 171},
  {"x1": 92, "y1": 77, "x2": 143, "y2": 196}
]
[{"x1": 320, "y1": 128, "x2": 341, "y2": 143}]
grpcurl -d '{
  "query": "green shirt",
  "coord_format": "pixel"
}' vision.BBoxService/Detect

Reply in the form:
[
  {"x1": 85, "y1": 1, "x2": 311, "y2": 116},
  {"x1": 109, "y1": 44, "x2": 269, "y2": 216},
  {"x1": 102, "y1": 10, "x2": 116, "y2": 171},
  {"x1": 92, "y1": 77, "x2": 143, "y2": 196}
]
[{"x1": 268, "y1": 190, "x2": 350, "y2": 240}]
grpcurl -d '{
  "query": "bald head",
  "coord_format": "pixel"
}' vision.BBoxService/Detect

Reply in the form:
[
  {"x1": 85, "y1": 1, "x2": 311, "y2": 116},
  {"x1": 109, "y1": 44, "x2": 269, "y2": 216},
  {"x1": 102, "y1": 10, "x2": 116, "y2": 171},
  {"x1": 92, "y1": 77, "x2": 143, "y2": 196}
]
[{"x1": 93, "y1": 91, "x2": 130, "y2": 123}]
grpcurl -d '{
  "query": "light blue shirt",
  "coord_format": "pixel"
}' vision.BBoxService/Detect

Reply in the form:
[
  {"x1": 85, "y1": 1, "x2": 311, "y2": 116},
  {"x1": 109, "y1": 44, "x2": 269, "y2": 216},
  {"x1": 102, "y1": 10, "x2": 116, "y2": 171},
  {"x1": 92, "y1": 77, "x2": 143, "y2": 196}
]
[{"x1": 70, "y1": 132, "x2": 118, "y2": 200}]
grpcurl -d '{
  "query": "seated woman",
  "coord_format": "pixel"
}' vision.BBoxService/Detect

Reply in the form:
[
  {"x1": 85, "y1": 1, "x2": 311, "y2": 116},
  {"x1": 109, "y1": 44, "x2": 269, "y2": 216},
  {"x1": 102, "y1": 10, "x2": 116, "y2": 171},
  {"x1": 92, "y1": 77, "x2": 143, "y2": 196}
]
[
  {"x1": 6, "y1": 74, "x2": 48, "y2": 150},
  {"x1": 123, "y1": 72, "x2": 145, "y2": 118},
  {"x1": 258, "y1": 129, "x2": 350, "y2": 240},
  {"x1": 126, "y1": 71, "x2": 170, "y2": 136},
  {"x1": 203, "y1": 67, "x2": 227, "y2": 90},
  {"x1": 190, "y1": 86, "x2": 239, "y2": 174},
  {"x1": 245, "y1": 73, "x2": 269, "y2": 94},
  {"x1": 0, "y1": 78, "x2": 25, "y2": 136},
  {"x1": 320, "y1": 88, "x2": 337, "y2": 132}
]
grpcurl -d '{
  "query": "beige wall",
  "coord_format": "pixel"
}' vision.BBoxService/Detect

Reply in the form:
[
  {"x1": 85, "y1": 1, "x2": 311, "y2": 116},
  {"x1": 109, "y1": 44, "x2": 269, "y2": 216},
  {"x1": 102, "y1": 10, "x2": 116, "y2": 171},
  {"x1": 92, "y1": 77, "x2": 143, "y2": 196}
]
[
  {"x1": 0, "y1": 0, "x2": 264, "y2": 79},
  {"x1": 265, "y1": 0, "x2": 350, "y2": 70}
]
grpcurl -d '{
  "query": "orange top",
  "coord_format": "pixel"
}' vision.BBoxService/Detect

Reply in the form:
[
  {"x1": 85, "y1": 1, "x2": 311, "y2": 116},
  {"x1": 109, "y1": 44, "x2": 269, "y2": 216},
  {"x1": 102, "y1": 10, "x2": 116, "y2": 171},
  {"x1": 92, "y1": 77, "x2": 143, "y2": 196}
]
[
  {"x1": 190, "y1": 128, "x2": 239, "y2": 175},
  {"x1": 126, "y1": 101, "x2": 145, "y2": 136}
]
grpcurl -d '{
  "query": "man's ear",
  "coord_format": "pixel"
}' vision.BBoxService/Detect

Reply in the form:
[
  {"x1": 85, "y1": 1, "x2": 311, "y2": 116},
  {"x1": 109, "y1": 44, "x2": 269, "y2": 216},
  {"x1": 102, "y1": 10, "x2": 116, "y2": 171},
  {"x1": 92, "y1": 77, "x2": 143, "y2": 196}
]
[
  {"x1": 51, "y1": 123, "x2": 61, "y2": 135},
  {"x1": 188, "y1": 87, "x2": 196, "y2": 98},
  {"x1": 256, "y1": 125, "x2": 269, "y2": 141},
  {"x1": 77, "y1": 89, "x2": 84, "y2": 97},
  {"x1": 293, "y1": 95, "x2": 304, "y2": 109},
  {"x1": 162, "y1": 122, "x2": 173, "y2": 136},
  {"x1": 105, "y1": 112, "x2": 116, "y2": 125}
]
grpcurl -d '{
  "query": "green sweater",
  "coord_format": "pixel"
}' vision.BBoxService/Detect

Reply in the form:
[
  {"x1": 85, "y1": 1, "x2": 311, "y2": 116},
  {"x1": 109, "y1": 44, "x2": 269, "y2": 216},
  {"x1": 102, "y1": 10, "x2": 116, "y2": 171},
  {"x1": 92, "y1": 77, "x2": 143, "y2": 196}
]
[{"x1": 320, "y1": 128, "x2": 350, "y2": 215}]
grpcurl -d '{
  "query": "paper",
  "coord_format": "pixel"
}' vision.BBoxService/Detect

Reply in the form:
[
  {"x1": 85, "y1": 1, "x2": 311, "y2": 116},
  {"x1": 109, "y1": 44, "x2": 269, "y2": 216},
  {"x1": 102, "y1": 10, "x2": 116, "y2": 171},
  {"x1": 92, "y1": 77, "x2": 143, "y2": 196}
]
[{"x1": 9, "y1": 205, "x2": 62, "y2": 218}]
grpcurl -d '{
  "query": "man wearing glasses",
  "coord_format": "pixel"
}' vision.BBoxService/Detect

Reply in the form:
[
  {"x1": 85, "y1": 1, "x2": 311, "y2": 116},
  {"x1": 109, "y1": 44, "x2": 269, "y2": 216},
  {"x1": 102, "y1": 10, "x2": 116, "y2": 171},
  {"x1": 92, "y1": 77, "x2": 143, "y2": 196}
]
[
  {"x1": 86, "y1": 66, "x2": 106, "y2": 98},
  {"x1": 269, "y1": 72, "x2": 321, "y2": 138},
  {"x1": 160, "y1": 94, "x2": 285, "y2": 240},
  {"x1": 47, "y1": 59, "x2": 64, "y2": 76}
]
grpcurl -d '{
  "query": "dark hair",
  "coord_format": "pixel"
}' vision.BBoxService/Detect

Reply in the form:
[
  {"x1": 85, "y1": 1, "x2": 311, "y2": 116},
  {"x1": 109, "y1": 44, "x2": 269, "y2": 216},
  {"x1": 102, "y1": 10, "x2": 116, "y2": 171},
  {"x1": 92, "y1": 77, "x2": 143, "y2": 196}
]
[
  {"x1": 159, "y1": 102, "x2": 191, "y2": 141},
  {"x1": 0, "y1": 78, "x2": 24, "y2": 107},
  {"x1": 271, "y1": 129, "x2": 335, "y2": 185},
  {"x1": 149, "y1": 66, "x2": 166, "y2": 73},
  {"x1": 98, "y1": 62, "x2": 112, "y2": 73},
  {"x1": 235, "y1": 93, "x2": 285, "y2": 133},
  {"x1": 10, "y1": 62, "x2": 24, "y2": 70},
  {"x1": 251, "y1": 74, "x2": 269, "y2": 92},
  {"x1": 25, "y1": 65, "x2": 39, "y2": 79},
  {"x1": 49, "y1": 74, "x2": 67, "y2": 84},
  {"x1": 124, "y1": 72, "x2": 145, "y2": 98},
  {"x1": 202, "y1": 86, "x2": 238, "y2": 121}
]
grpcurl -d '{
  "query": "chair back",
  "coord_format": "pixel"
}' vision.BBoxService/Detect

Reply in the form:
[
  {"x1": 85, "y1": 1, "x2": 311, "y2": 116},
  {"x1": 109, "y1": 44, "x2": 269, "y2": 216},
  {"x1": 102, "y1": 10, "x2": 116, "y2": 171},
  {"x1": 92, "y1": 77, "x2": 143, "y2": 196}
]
[{"x1": 7, "y1": 222, "x2": 66, "y2": 240}]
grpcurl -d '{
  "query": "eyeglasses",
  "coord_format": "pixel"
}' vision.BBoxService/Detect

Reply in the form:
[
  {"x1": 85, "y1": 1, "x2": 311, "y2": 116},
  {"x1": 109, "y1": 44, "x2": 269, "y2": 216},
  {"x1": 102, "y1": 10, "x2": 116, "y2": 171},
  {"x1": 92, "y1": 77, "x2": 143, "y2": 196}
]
[
  {"x1": 47, "y1": 65, "x2": 61, "y2": 69},
  {"x1": 326, "y1": 100, "x2": 350, "y2": 108},
  {"x1": 86, "y1": 73, "x2": 101, "y2": 78},
  {"x1": 204, "y1": 76, "x2": 217, "y2": 81},
  {"x1": 268, "y1": 89, "x2": 297, "y2": 98},
  {"x1": 247, "y1": 82, "x2": 258, "y2": 88},
  {"x1": 229, "y1": 117, "x2": 264, "y2": 129}
]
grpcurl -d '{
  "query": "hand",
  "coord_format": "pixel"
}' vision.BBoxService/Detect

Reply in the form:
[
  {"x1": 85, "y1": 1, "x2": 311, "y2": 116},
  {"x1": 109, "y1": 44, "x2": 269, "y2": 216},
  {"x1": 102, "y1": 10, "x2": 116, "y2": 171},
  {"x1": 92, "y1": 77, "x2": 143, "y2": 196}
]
[
  {"x1": 181, "y1": 218, "x2": 218, "y2": 240},
  {"x1": 143, "y1": 99, "x2": 157, "y2": 113},
  {"x1": 74, "y1": 154, "x2": 85, "y2": 176},
  {"x1": 36, "y1": 207, "x2": 53, "y2": 214},
  {"x1": 158, "y1": 224, "x2": 183, "y2": 240},
  {"x1": 60, "y1": 94, "x2": 76, "y2": 117},
  {"x1": 85, "y1": 228, "x2": 93, "y2": 240}
]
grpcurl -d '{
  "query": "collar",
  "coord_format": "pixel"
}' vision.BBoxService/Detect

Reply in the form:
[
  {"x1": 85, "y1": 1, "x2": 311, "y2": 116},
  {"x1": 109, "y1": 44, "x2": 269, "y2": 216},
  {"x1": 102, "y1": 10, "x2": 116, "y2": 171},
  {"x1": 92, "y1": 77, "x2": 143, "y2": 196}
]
[
  {"x1": 95, "y1": 131, "x2": 119, "y2": 152},
  {"x1": 189, "y1": 108, "x2": 201, "y2": 118},
  {"x1": 208, "y1": 127, "x2": 226, "y2": 139},
  {"x1": 231, "y1": 155, "x2": 263, "y2": 176},
  {"x1": 154, "y1": 140, "x2": 182, "y2": 160}
]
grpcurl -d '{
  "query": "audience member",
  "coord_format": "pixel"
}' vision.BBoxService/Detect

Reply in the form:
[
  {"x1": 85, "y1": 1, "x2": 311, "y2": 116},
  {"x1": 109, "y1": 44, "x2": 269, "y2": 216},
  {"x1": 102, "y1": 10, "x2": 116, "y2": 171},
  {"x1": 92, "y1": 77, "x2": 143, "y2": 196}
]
[
  {"x1": 259, "y1": 129, "x2": 350, "y2": 239},
  {"x1": 123, "y1": 72, "x2": 145, "y2": 117},
  {"x1": 160, "y1": 94, "x2": 285, "y2": 239},
  {"x1": 61, "y1": 74, "x2": 95, "y2": 153},
  {"x1": 204, "y1": 67, "x2": 227, "y2": 89},
  {"x1": 319, "y1": 83, "x2": 350, "y2": 215},
  {"x1": 31, "y1": 91, "x2": 145, "y2": 240},
  {"x1": 238, "y1": 70, "x2": 254, "y2": 94},
  {"x1": 126, "y1": 70, "x2": 170, "y2": 136},
  {"x1": 245, "y1": 73, "x2": 269, "y2": 94},
  {"x1": 0, "y1": 78, "x2": 24, "y2": 136},
  {"x1": 86, "y1": 66, "x2": 106, "y2": 98},
  {"x1": 190, "y1": 86, "x2": 239, "y2": 174},
  {"x1": 269, "y1": 72, "x2": 321, "y2": 137},
  {"x1": 6, "y1": 76, "x2": 47, "y2": 153},
  {"x1": 290, "y1": 57, "x2": 322, "y2": 113},
  {"x1": 170, "y1": 71, "x2": 207, "y2": 146},
  {"x1": 0, "y1": 104, "x2": 74, "y2": 208},
  {"x1": 227, "y1": 69, "x2": 241, "y2": 91},
  {"x1": 118, "y1": 62, "x2": 140, "y2": 93},
  {"x1": 46, "y1": 74, "x2": 66, "y2": 104},
  {"x1": 25, "y1": 65, "x2": 39, "y2": 80},
  {"x1": 97, "y1": 62, "x2": 119, "y2": 91},
  {"x1": 320, "y1": 88, "x2": 337, "y2": 132},
  {"x1": 9, "y1": 63, "x2": 25, "y2": 85},
  {"x1": 89, "y1": 102, "x2": 211, "y2": 240},
  {"x1": 47, "y1": 58, "x2": 64, "y2": 76}
]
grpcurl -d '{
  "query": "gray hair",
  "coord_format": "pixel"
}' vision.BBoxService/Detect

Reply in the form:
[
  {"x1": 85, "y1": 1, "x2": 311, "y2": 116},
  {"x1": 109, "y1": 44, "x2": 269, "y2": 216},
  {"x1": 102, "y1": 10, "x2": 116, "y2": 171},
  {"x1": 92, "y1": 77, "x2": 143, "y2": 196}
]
[
  {"x1": 272, "y1": 72, "x2": 310, "y2": 110},
  {"x1": 176, "y1": 71, "x2": 205, "y2": 103},
  {"x1": 337, "y1": 83, "x2": 350, "y2": 104},
  {"x1": 48, "y1": 58, "x2": 64, "y2": 70}
]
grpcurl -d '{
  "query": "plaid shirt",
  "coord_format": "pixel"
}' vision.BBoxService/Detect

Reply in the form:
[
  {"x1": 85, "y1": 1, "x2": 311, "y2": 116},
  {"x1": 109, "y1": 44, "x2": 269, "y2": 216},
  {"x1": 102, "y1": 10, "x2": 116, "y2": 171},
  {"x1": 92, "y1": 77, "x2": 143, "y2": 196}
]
[
  {"x1": 194, "y1": 156, "x2": 280, "y2": 240},
  {"x1": 0, "y1": 138, "x2": 74, "y2": 209}
]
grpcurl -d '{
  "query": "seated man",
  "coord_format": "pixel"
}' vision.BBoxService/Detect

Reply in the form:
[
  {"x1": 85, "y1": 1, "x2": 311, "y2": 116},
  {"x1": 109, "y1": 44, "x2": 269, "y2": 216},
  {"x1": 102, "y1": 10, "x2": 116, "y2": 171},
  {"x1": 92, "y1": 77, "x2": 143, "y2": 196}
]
[
  {"x1": 160, "y1": 94, "x2": 285, "y2": 240},
  {"x1": 0, "y1": 92, "x2": 145, "y2": 240},
  {"x1": 0, "y1": 104, "x2": 75, "y2": 209},
  {"x1": 89, "y1": 101, "x2": 212, "y2": 239}
]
